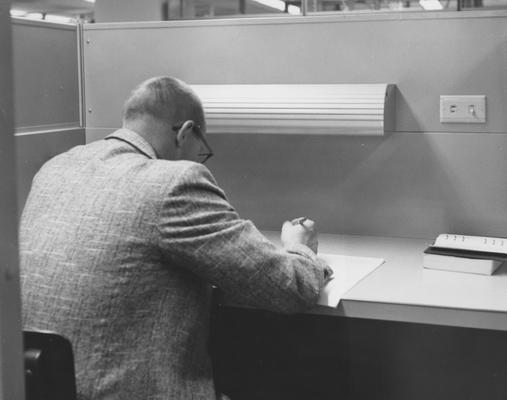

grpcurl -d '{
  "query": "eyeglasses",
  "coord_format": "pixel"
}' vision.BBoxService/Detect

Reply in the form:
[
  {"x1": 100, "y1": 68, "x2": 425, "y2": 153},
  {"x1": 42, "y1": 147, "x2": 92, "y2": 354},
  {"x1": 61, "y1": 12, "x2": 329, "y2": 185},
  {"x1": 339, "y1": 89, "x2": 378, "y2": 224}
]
[{"x1": 173, "y1": 121, "x2": 214, "y2": 164}]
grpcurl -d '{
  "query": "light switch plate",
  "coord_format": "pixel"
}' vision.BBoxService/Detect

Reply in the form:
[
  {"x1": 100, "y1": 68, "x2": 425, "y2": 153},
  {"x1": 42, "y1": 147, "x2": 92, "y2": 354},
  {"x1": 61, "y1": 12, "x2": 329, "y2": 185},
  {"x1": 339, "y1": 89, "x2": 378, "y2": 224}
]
[{"x1": 440, "y1": 95, "x2": 486, "y2": 124}]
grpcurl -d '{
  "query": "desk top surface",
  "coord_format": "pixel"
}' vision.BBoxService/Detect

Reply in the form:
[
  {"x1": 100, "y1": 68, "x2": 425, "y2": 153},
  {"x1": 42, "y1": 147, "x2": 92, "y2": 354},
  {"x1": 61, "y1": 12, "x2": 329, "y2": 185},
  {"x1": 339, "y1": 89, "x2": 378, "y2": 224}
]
[{"x1": 262, "y1": 231, "x2": 507, "y2": 331}]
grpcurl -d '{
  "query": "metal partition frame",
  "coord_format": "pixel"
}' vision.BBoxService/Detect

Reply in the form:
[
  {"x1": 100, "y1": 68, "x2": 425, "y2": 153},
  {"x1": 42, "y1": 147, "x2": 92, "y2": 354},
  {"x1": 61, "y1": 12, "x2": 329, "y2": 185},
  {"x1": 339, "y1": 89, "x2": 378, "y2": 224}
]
[{"x1": 0, "y1": 1, "x2": 25, "y2": 398}]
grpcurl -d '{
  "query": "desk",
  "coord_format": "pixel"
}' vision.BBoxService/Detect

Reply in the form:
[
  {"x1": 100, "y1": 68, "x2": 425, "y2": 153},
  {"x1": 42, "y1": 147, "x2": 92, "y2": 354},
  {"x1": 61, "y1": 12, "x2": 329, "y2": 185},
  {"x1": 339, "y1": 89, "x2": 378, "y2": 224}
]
[
  {"x1": 262, "y1": 231, "x2": 507, "y2": 331},
  {"x1": 212, "y1": 233, "x2": 507, "y2": 400}
]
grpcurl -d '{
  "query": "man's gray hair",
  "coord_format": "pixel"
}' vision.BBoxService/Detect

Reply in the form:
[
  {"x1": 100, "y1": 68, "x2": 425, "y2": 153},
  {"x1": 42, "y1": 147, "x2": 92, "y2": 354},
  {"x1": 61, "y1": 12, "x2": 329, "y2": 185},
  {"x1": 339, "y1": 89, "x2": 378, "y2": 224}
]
[{"x1": 122, "y1": 76, "x2": 203, "y2": 125}]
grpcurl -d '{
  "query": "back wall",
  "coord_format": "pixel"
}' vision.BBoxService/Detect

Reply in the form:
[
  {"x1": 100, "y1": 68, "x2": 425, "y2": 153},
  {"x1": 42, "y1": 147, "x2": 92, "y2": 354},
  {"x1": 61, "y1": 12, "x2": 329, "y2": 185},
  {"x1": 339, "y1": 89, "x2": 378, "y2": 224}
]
[{"x1": 83, "y1": 11, "x2": 507, "y2": 239}]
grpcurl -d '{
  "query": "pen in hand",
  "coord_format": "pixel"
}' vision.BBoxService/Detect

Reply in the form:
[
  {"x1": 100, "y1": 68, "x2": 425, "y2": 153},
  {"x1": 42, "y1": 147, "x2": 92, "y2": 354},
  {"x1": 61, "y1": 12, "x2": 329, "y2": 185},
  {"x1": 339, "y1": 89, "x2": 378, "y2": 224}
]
[{"x1": 293, "y1": 217, "x2": 308, "y2": 227}]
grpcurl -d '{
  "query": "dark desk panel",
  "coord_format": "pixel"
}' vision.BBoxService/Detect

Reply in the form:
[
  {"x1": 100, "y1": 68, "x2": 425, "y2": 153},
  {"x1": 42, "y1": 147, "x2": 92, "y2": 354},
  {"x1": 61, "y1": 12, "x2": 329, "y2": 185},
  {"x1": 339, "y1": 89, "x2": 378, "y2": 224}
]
[{"x1": 210, "y1": 304, "x2": 507, "y2": 400}]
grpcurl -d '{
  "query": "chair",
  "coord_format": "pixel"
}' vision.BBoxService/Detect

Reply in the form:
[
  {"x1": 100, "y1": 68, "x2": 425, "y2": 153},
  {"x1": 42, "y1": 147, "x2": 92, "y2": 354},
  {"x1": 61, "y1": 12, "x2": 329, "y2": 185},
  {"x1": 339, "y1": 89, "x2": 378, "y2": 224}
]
[{"x1": 23, "y1": 330, "x2": 77, "y2": 400}]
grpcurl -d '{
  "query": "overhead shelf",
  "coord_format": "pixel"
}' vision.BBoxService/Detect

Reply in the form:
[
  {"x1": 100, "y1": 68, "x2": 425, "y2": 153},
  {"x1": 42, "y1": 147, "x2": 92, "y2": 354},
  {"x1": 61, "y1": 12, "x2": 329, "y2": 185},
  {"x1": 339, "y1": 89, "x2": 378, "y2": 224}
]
[{"x1": 191, "y1": 83, "x2": 396, "y2": 135}]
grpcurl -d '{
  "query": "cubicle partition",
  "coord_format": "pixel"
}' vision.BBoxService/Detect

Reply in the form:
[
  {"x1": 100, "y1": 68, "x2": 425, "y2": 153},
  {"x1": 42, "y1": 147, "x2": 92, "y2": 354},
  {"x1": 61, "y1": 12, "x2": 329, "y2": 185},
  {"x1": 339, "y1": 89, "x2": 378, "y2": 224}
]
[
  {"x1": 81, "y1": 11, "x2": 507, "y2": 239},
  {"x1": 12, "y1": 18, "x2": 85, "y2": 212}
]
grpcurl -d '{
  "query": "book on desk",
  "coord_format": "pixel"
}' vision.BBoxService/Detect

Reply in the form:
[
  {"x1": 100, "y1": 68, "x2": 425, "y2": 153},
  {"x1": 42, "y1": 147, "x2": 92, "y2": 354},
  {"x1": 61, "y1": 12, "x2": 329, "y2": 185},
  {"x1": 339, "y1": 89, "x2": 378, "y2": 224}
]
[{"x1": 423, "y1": 234, "x2": 507, "y2": 275}]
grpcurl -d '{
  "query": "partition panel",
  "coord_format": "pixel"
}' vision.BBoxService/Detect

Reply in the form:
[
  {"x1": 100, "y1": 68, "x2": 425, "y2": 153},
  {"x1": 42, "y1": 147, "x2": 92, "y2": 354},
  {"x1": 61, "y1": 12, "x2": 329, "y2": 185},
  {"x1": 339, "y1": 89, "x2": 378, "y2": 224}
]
[
  {"x1": 11, "y1": 18, "x2": 85, "y2": 211},
  {"x1": 82, "y1": 12, "x2": 507, "y2": 238},
  {"x1": 12, "y1": 18, "x2": 81, "y2": 131},
  {"x1": 82, "y1": 13, "x2": 507, "y2": 134}
]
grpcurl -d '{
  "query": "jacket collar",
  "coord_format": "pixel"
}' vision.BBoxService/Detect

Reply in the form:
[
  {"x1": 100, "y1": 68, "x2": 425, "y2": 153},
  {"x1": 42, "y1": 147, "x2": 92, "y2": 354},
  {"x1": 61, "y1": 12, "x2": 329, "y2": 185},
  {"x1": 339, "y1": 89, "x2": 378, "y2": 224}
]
[{"x1": 105, "y1": 128, "x2": 158, "y2": 159}]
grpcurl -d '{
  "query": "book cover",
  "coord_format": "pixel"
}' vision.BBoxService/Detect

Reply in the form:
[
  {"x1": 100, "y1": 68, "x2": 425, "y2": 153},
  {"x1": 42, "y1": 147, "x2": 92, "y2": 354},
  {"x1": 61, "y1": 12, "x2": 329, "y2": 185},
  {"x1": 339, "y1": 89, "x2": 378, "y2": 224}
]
[{"x1": 423, "y1": 253, "x2": 503, "y2": 275}]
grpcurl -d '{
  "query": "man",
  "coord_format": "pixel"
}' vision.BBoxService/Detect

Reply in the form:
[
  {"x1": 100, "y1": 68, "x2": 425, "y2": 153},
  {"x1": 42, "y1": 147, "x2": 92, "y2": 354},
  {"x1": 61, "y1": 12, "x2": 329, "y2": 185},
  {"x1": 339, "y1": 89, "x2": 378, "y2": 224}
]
[{"x1": 20, "y1": 76, "x2": 331, "y2": 400}]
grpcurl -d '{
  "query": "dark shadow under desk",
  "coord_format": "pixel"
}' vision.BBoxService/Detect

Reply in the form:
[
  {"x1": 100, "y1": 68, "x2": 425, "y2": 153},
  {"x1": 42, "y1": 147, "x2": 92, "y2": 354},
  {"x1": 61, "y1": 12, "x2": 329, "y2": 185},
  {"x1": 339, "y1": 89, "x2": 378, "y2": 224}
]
[
  {"x1": 209, "y1": 233, "x2": 507, "y2": 400},
  {"x1": 210, "y1": 305, "x2": 507, "y2": 400}
]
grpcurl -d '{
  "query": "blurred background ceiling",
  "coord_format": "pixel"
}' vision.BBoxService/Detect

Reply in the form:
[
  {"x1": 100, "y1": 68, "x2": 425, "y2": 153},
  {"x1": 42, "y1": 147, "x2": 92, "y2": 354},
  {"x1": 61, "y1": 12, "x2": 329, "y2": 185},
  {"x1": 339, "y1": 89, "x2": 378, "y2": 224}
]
[
  {"x1": 11, "y1": 0, "x2": 501, "y2": 22},
  {"x1": 11, "y1": 0, "x2": 94, "y2": 17},
  {"x1": 10, "y1": 0, "x2": 299, "y2": 22}
]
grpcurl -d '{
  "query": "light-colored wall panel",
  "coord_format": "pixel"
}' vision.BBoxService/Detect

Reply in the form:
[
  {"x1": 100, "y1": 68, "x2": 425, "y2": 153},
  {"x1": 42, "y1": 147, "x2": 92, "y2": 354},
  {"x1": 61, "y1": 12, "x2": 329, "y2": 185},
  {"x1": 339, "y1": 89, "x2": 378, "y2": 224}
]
[
  {"x1": 82, "y1": 13, "x2": 507, "y2": 238},
  {"x1": 83, "y1": 13, "x2": 507, "y2": 134},
  {"x1": 12, "y1": 19, "x2": 80, "y2": 130},
  {"x1": 206, "y1": 132, "x2": 507, "y2": 238}
]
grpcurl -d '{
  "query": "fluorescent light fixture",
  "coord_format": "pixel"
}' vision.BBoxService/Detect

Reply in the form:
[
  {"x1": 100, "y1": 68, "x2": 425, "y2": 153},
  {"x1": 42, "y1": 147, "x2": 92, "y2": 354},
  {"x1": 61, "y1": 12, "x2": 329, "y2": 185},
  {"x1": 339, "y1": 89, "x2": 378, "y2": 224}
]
[
  {"x1": 252, "y1": 0, "x2": 301, "y2": 14},
  {"x1": 252, "y1": 0, "x2": 285, "y2": 12},
  {"x1": 419, "y1": 0, "x2": 443, "y2": 9},
  {"x1": 45, "y1": 14, "x2": 74, "y2": 23},
  {"x1": 84, "y1": 0, "x2": 96, "y2": 3},
  {"x1": 10, "y1": 9, "x2": 27, "y2": 17},
  {"x1": 26, "y1": 12, "x2": 44, "y2": 20},
  {"x1": 287, "y1": 5, "x2": 301, "y2": 14},
  {"x1": 191, "y1": 84, "x2": 396, "y2": 136}
]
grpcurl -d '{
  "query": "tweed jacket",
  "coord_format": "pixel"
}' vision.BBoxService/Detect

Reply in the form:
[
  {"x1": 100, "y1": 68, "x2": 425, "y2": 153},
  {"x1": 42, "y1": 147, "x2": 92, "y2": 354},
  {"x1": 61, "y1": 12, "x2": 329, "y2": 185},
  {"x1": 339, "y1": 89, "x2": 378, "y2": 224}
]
[{"x1": 20, "y1": 128, "x2": 328, "y2": 400}]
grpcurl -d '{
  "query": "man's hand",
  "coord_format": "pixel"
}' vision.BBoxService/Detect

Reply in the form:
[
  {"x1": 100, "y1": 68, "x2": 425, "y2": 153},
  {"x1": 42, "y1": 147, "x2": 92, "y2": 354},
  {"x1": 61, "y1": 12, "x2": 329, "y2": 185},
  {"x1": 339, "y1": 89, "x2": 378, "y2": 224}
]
[{"x1": 281, "y1": 217, "x2": 319, "y2": 254}]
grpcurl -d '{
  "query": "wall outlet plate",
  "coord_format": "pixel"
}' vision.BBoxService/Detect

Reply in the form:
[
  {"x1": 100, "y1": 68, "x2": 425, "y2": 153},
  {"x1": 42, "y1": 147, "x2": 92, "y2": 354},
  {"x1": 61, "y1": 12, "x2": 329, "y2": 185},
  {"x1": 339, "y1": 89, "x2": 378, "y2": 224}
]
[{"x1": 440, "y1": 95, "x2": 486, "y2": 124}]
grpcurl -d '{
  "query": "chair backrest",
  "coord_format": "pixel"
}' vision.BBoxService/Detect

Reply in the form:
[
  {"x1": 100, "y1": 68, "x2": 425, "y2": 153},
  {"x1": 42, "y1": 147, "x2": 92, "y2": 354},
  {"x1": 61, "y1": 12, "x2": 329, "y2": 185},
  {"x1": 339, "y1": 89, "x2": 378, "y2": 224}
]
[{"x1": 23, "y1": 330, "x2": 77, "y2": 400}]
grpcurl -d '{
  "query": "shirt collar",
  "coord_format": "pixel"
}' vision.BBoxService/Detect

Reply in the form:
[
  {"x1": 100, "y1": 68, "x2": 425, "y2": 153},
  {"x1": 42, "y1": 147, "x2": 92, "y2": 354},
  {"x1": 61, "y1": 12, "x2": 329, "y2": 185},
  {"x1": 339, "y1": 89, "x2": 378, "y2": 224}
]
[{"x1": 105, "y1": 128, "x2": 158, "y2": 159}]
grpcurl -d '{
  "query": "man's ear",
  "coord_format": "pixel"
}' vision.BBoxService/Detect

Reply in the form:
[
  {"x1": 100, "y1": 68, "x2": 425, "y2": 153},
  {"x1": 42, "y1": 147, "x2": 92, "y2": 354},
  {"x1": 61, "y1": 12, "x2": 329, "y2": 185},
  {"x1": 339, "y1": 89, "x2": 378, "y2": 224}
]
[{"x1": 175, "y1": 120, "x2": 194, "y2": 148}]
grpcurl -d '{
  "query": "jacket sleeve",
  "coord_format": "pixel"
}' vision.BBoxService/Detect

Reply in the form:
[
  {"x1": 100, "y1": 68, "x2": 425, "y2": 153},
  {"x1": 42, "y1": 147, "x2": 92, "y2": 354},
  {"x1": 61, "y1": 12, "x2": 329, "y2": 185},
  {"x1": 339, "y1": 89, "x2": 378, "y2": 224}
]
[{"x1": 156, "y1": 162, "x2": 328, "y2": 314}]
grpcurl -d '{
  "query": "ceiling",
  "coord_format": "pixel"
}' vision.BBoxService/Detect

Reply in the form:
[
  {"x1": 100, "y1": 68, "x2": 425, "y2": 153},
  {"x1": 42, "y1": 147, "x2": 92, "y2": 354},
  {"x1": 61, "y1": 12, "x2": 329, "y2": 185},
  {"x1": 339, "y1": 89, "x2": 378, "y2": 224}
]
[
  {"x1": 10, "y1": 0, "x2": 293, "y2": 19},
  {"x1": 11, "y1": 0, "x2": 94, "y2": 16}
]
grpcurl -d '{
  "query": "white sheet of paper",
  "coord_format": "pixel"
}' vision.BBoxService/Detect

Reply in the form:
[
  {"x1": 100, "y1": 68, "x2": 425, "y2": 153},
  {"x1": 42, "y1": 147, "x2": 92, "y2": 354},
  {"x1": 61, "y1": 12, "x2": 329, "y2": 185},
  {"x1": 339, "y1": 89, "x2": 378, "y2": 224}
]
[{"x1": 317, "y1": 253, "x2": 385, "y2": 307}]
